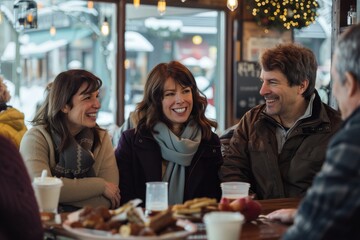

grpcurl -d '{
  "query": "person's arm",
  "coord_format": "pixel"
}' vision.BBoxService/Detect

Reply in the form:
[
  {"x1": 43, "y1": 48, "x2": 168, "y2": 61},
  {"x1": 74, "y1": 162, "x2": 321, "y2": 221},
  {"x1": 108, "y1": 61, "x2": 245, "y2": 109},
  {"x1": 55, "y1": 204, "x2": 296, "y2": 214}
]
[
  {"x1": 1, "y1": 135, "x2": 44, "y2": 240},
  {"x1": 95, "y1": 130, "x2": 120, "y2": 208},
  {"x1": 266, "y1": 208, "x2": 297, "y2": 224},
  {"x1": 20, "y1": 127, "x2": 118, "y2": 208},
  {"x1": 279, "y1": 132, "x2": 360, "y2": 240},
  {"x1": 219, "y1": 116, "x2": 252, "y2": 183}
]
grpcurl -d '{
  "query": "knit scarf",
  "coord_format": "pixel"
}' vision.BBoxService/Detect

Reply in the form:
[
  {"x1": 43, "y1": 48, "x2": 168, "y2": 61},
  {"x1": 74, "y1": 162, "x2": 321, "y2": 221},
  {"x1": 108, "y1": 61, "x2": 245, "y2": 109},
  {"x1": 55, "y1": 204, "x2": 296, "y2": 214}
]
[
  {"x1": 152, "y1": 120, "x2": 201, "y2": 204},
  {"x1": 51, "y1": 128, "x2": 96, "y2": 178}
]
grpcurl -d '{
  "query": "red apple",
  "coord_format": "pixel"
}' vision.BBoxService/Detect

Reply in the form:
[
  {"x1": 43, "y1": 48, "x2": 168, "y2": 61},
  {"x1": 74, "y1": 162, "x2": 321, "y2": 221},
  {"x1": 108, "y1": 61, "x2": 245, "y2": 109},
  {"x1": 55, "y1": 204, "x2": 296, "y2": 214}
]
[
  {"x1": 240, "y1": 197, "x2": 262, "y2": 221},
  {"x1": 229, "y1": 197, "x2": 246, "y2": 211},
  {"x1": 218, "y1": 197, "x2": 232, "y2": 211}
]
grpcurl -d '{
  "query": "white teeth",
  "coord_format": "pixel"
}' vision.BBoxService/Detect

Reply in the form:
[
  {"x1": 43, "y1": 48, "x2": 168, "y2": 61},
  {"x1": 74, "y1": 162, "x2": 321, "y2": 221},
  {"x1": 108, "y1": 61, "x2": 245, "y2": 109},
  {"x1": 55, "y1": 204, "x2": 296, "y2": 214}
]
[
  {"x1": 88, "y1": 113, "x2": 97, "y2": 117},
  {"x1": 173, "y1": 108, "x2": 186, "y2": 113}
]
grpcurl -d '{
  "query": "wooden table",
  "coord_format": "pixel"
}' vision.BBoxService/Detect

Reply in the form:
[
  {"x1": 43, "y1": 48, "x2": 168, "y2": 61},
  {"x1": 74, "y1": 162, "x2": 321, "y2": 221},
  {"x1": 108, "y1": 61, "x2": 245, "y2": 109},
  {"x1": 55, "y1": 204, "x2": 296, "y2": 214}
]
[
  {"x1": 43, "y1": 198, "x2": 301, "y2": 240},
  {"x1": 241, "y1": 198, "x2": 301, "y2": 239}
]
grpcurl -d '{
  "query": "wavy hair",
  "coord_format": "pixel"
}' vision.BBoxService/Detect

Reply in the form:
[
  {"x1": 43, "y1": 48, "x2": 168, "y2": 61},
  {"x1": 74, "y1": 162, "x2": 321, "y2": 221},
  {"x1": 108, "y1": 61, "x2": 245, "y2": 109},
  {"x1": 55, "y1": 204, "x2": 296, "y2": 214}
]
[
  {"x1": 135, "y1": 61, "x2": 217, "y2": 140},
  {"x1": 32, "y1": 69, "x2": 103, "y2": 151},
  {"x1": 260, "y1": 43, "x2": 317, "y2": 100}
]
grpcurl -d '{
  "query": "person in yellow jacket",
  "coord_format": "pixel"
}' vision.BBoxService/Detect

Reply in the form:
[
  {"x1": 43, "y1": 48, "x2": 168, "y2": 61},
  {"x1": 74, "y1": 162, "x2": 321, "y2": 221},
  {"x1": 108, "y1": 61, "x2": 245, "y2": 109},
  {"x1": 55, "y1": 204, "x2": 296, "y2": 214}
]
[{"x1": 0, "y1": 76, "x2": 27, "y2": 148}]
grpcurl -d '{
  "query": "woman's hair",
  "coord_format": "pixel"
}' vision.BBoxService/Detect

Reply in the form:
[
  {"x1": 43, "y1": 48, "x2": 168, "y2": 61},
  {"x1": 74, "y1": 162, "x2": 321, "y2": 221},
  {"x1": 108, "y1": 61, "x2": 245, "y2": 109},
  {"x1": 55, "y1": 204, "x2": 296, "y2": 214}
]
[
  {"x1": 260, "y1": 43, "x2": 317, "y2": 100},
  {"x1": 135, "y1": 61, "x2": 217, "y2": 140},
  {"x1": 0, "y1": 76, "x2": 11, "y2": 104},
  {"x1": 32, "y1": 69, "x2": 103, "y2": 151}
]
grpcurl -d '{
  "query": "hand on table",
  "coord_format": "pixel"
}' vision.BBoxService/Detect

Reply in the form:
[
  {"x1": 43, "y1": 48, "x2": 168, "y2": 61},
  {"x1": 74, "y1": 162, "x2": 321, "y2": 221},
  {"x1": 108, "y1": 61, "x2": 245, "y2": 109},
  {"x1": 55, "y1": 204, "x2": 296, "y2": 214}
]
[
  {"x1": 266, "y1": 208, "x2": 297, "y2": 224},
  {"x1": 103, "y1": 182, "x2": 121, "y2": 209}
]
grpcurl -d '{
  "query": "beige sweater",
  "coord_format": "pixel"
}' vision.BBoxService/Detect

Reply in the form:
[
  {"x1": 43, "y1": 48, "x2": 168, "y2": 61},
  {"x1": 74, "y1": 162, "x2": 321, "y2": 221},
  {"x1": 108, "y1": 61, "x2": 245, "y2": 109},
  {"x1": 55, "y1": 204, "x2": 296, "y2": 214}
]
[{"x1": 20, "y1": 125, "x2": 119, "y2": 209}]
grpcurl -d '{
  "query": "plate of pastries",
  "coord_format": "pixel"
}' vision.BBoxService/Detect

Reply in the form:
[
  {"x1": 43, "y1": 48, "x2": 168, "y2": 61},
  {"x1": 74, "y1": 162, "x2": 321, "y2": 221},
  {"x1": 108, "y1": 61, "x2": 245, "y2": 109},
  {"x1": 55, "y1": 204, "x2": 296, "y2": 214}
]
[{"x1": 62, "y1": 199, "x2": 198, "y2": 240}]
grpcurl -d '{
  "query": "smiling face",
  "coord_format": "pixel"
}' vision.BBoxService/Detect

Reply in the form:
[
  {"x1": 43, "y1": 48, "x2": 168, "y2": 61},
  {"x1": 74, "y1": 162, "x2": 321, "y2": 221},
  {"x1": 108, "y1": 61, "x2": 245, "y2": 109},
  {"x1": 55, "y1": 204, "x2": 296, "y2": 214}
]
[
  {"x1": 162, "y1": 77, "x2": 193, "y2": 134},
  {"x1": 259, "y1": 69, "x2": 308, "y2": 124},
  {"x1": 62, "y1": 82, "x2": 101, "y2": 135}
]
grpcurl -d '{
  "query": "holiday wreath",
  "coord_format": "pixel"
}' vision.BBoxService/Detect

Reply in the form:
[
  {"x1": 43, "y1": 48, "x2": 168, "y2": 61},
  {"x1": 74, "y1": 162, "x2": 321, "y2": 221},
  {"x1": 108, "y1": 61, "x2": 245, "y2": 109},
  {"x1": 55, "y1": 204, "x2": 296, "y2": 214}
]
[{"x1": 246, "y1": 0, "x2": 319, "y2": 30}]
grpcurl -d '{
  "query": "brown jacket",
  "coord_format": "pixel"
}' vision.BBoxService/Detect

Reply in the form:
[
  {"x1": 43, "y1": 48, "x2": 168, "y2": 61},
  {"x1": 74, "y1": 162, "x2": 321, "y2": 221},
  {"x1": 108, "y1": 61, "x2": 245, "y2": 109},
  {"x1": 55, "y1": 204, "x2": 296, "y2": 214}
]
[{"x1": 220, "y1": 92, "x2": 342, "y2": 199}]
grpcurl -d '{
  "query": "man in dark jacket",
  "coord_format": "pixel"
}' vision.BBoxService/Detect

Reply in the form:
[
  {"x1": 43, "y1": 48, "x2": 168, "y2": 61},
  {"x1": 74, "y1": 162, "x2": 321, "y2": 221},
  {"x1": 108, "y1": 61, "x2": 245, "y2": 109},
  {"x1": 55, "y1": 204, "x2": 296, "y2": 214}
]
[
  {"x1": 220, "y1": 43, "x2": 342, "y2": 200},
  {"x1": 267, "y1": 23, "x2": 360, "y2": 240}
]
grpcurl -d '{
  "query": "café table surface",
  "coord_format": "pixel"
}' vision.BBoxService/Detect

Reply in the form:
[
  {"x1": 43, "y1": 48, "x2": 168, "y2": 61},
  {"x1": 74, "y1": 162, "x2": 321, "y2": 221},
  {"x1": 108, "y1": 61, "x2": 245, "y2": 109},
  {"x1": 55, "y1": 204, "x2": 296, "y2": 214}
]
[{"x1": 43, "y1": 198, "x2": 301, "y2": 240}]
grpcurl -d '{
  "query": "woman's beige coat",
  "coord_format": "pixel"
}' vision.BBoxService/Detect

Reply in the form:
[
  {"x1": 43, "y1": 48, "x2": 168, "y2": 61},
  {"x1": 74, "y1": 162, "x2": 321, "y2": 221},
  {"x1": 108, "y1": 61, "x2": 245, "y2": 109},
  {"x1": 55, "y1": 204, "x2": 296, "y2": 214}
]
[{"x1": 20, "y1": 125, "x2": 119, "y2": 208}]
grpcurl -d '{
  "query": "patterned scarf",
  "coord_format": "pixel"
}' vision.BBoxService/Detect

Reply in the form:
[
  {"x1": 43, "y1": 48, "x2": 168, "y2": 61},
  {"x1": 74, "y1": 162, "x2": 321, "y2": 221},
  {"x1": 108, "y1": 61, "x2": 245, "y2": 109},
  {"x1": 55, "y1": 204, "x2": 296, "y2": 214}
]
[
  {"x1": 153, "y1": 120, "x2": 201, "y2": 204},
  {"x1": 51, "y1": 128, "x2": 96, "y2": 178}
]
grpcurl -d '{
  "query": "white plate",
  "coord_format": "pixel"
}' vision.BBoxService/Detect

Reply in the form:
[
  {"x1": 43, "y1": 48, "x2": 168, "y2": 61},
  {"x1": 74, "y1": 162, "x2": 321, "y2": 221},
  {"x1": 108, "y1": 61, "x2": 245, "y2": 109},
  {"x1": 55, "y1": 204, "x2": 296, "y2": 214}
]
[{"x1": 63, "y1": 219, "x2": 197, "y2": 240}]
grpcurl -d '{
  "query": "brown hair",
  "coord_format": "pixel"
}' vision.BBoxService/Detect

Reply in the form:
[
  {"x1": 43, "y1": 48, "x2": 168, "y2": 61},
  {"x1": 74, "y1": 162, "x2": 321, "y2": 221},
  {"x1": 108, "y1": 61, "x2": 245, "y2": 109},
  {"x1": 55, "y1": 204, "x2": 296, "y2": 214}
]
[
  {"x1": 135, "y1": 61, "x2": 217, "y2": 140},
  {"x1": 32, "y1": 69, "x2": 103, "y2": 150},
  {"x1": 260, "y1": 43, "x2": 317, "y2": 100}
]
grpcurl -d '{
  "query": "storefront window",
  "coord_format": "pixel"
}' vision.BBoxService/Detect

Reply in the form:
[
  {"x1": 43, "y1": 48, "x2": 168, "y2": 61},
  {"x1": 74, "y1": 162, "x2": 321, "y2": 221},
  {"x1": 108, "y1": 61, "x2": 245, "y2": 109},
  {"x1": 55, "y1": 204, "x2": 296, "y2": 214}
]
[
  {"x1": 0, "y1": 0, "x2": 117, "y2": 129},
  {"x1": 124, "y1": 4, "x2": 226, "y2": 130}
]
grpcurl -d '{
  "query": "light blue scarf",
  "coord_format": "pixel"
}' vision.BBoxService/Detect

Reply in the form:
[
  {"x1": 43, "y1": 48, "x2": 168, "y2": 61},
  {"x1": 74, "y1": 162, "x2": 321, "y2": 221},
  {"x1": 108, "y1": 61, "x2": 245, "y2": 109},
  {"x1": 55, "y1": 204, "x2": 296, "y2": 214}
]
[{"x1": 153, "y1": 120, "x2": 202, "y2": 204}]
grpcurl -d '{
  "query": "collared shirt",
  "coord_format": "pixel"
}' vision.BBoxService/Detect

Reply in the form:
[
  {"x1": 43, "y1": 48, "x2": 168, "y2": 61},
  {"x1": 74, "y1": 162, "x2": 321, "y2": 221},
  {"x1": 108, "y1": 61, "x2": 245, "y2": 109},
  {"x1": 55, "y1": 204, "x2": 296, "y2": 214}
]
[
  {"x1": 283, "y1": 107, "x2": 360, "y2": 239},
  {"x1": 275, "y1": 93, "x2": 315, "y2": 153}
]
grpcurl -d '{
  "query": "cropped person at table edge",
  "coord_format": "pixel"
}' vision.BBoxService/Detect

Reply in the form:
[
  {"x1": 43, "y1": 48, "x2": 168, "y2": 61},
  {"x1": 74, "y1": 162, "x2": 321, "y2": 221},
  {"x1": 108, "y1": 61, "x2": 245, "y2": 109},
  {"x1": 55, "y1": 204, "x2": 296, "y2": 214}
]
[
  {"x1": 0, "y1": 135, "x2": 44, "y2": 240},
  {"x1": 220, "y1": 43, "x2": 342, "y2": 199},
  {"x1": 115, "y1": 61, "x2": 223, "y2": 205},
  {"x1": 267, "y1": 23, "x2": 360, "y2": 240},
  {"x1": 20, "y1": 69, "x2": 120, "y2": 211}
]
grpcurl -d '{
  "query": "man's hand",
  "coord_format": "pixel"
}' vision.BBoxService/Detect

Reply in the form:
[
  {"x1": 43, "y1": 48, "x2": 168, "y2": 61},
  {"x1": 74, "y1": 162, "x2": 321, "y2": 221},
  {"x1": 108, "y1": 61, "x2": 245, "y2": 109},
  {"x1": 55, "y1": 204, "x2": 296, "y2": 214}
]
[{"x1": 266, "y1": 208, "x2": 297, "y2": 224}]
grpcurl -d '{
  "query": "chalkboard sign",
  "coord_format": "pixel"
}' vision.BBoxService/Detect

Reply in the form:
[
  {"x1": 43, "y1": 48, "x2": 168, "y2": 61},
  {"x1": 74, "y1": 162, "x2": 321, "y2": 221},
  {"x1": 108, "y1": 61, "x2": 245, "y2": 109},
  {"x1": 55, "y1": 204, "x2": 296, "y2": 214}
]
[{"x1": 235, "y1": 61, "x2": 265, "y2": 119}]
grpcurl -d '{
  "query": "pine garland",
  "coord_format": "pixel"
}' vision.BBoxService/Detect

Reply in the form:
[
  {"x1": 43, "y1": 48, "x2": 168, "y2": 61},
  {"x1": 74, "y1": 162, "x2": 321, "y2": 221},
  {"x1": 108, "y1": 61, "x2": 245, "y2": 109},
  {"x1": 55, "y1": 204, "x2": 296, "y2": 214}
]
[{"x1": 246, "y1": 0, "x2": 319, "y2": 31}]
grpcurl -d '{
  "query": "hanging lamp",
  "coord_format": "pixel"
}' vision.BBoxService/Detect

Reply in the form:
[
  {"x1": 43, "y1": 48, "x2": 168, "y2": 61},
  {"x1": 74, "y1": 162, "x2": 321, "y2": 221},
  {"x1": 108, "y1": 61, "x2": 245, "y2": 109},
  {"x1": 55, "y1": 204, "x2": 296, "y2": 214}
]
[{"x1": 13, "y1": 0, "x2": 38, "y2": 31}]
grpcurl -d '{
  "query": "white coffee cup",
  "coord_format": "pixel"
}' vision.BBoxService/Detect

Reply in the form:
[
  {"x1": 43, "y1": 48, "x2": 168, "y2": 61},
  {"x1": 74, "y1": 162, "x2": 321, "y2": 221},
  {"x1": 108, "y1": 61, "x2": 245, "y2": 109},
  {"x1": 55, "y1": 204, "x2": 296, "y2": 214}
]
[
  {"x1": 33, "y1": 176, "x2": 63, "y2": 213},
  {"x1": 221, "y1": 182, "x2": 250, "y2": 200},
  {"x1": 204, "y1": 212, "x2": 245, "y2": 240},
  {"x1": 145, "y1": 181, "x2": 168, "y2": 216}
]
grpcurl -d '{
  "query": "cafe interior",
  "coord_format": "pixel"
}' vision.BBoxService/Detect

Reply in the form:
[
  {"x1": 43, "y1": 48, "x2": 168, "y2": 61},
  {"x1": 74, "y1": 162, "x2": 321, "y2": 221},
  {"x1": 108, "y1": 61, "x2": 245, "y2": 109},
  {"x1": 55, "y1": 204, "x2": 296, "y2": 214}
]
[
  {"x1": 1, "y1": 0, "x2": 350, "y2": 132},
  {"x1": 0, "y1": 0, "x2": 359, "y2": 239}
]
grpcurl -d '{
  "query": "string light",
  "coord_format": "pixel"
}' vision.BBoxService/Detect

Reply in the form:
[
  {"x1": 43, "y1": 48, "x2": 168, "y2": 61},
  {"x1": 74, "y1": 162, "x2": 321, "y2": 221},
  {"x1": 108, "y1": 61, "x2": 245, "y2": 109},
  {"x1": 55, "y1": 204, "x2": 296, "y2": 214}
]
[
  {"x1": 101, "y1": 17, "x2": 110, "y2": 36},
  {"x1": 247, "y1": 0, "x2": 319, "y2": 30},
  {"x1": 133, "y1": 0, "x2": 140, "y2": 8},
  {"x1": 157, "y1": 0, "x2": 166, "y2": 16},
  {"x1": 227, "y1": 0, "x2": 238, "y2": 11},
  {"x1": 87, "y1": 1, "x2": 94, "y2": 9},
  {"x1": 50, "y1": 25, "x2": 56, "y2": 36}
]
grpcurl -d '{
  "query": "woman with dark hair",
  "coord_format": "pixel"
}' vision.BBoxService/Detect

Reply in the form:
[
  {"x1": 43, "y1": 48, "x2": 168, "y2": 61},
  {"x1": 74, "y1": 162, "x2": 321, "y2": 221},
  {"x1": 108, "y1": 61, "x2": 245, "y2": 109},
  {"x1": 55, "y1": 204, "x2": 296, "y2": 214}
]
[
  {"x1": 20, "y1": 69, "x2": 120, "y2": 211},
  {"x1": 115, "y1": 61, "x2": 223, "y2": 205}
]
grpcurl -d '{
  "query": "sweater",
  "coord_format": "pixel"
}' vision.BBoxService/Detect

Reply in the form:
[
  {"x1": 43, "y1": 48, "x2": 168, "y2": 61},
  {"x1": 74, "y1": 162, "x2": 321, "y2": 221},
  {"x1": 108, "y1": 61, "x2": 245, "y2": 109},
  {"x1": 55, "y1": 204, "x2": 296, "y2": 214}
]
[
  {"x1": 0, "y1": 135, "x2": 44, "y2": 240},
  {"x1": 20, "y1": 125, "x2": 119, "y2": 209}
]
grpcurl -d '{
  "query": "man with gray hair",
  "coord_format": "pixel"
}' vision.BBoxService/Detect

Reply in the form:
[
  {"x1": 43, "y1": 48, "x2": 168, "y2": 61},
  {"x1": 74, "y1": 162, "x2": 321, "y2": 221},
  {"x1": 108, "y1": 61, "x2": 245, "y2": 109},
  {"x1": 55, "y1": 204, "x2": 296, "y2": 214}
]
[{"x1": 267, "y1": 23, "x2": 360, "y2": 239}]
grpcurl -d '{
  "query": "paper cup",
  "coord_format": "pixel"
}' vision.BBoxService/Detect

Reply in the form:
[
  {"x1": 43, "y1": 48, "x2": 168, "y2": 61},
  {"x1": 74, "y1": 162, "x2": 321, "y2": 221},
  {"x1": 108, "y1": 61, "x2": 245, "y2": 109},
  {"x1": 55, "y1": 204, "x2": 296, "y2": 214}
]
[
  {"x1": 204, "y1": 212, "x2": 245, "y2": 240},
  {"x1": 33, "y1": 177, "x2": 63, "y2": 213},
  {"x1": 221, "y1": 182, "x2": 250, "y2": 200},
  {"x1": 145, "y1": 181, "x2": 168, "y2": 216}
]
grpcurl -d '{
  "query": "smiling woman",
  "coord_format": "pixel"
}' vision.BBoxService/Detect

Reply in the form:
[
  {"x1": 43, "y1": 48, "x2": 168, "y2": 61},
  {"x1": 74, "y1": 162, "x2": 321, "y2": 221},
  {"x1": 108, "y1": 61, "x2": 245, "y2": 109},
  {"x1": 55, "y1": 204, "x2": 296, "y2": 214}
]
[
  {"x1": 115, "y1": 61, "x2": 223, "y2": 206},
  {"x1": 20, "y1": 69, "x2": 121, "y2": 212}
]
